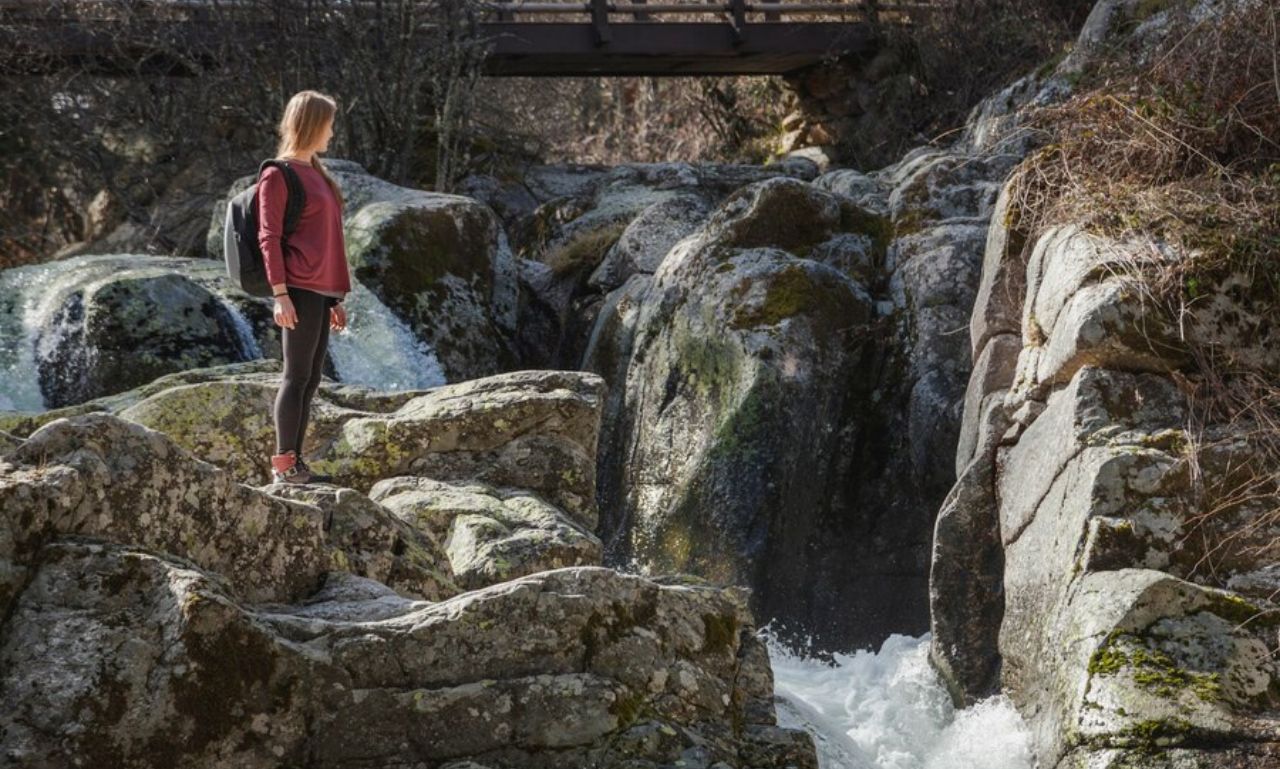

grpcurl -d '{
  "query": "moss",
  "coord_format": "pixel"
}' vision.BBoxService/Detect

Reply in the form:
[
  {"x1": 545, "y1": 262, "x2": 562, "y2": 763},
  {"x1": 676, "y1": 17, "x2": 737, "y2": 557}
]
[
  {"x1": 1088, "y1": 630, "x2": 1129, "y2": 676},
  {"x1": 701, "y1": 613, "x2": 739, "y2": 656},
  {"x1": 1035, "y1": 47, "x2": 1070, "y2": 80},
  {"x1": 731, "y1": 266, "x2": 812, "y2": 329},
  {"x1": 892, "y1": 208, "x2": 930, "y2": 239},
  {"x1": 608, "y1": 687, "x2": 651, "y2": 729},
  {"x1": 579, "y1": 599, "x2": 660, "y2": 667},
  {"x1": 1131, "y1": 0, "x2": 1176, "y2": 23},
  {"x1": 673, "y1": 325, "x2": 742, "y2": 401},
  {"x1": 1087, "y1": 629, "x2": 1223, "y2": 703},
  {"x1": 837, "y1": 202, "x2": 894, "y2": 262},
  {"x1": 658, "y1": 518, "x2": 695, "y2": 570},
  {"x1": 708, "y1": 385, "x2": 770, "y2": 464},
  {"x1": 1208, "y1": 592, "x2": 1280, "y2": 630},
  {"x1": 348, "y1": 204, "x2": 491, "y2": 325},
  {"x1": 1113, "y1": 717, "x2": 1193, "y2": 749},
  {"x1": 729, "y1": 263, "x2": 852, "y2": 334}
]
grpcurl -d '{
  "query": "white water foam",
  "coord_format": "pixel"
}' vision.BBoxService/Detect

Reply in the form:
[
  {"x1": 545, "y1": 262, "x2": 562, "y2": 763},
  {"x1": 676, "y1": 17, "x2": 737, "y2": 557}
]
[
  {"x1": 0, "y1": 258, "x2": 106, "y2": 412},
  {"x1": 326, "y1": 281, "x2": 448, "y2": 391},
  {"x1": 765, "y1": 630, "x2": 1036, "y2": 769}
]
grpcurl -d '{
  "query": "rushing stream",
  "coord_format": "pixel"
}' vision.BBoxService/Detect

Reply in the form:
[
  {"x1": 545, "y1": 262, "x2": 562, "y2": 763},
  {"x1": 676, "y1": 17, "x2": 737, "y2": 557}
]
[{"x1": 765, "y1": 631, "x2": 1035, "y2": 769}]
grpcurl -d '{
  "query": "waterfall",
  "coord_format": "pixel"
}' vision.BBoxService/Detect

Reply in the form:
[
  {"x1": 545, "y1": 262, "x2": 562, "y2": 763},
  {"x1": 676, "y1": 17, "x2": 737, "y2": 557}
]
[
  {"x1": 0, "y1": 257, "x2": 103, "y2": 412},
  {"x1": 0, "y1": 254, "x2": 447, "y2": 412},
  {"x1": 326, "y1": 281, "x2": 448, "y2": 390},
  {"x1": 222, "y1": 301, "x2": 263, "y2": 361},
  {"x1": 765, "y1": 631, "x2": 1034, "y2": 769}
]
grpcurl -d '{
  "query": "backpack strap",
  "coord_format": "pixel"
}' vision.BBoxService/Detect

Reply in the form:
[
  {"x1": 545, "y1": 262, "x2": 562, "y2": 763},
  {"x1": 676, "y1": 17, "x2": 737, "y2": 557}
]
[{"x1": 256, "y1": 158, "x2": 307, "y2": 237}]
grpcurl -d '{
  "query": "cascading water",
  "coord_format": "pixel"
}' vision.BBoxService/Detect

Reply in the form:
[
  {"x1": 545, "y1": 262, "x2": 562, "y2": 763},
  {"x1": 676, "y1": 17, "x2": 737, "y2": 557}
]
[
  {"x1": 0, "y1": 254, "x2": 447, "y2": 412},
  {"x1": 326, "y1": 281, "x2": 447, "y2": 390},
  {"x1": 764, "y1": 630, "x2": 1035, "y2": 769}
]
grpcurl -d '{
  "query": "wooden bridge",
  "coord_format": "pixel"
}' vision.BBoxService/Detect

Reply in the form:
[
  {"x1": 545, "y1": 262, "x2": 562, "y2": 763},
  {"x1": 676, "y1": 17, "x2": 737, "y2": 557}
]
[
  {"x1": 481, "y1": 1, "x2": 931, "y2": 76},
  {"x1": 0, "y1": 0, "x2": 933, "y2": 78}
]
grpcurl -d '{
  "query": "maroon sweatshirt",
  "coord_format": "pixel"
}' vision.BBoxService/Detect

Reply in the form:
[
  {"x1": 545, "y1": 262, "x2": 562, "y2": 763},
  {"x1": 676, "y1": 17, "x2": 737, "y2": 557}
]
[{"x1": 256, "y1": 161, "x2": 351, "y2": 299}]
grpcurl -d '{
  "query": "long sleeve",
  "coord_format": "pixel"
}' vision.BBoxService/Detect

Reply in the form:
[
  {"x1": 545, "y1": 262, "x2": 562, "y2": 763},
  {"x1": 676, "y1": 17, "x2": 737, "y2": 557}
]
[{"x1": 256, "y1": 165, "x2": 288, "y2": 287}]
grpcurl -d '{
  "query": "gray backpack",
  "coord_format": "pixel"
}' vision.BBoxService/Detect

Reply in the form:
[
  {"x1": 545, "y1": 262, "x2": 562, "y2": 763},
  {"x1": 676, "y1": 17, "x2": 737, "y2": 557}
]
[{"x1": 223, "y1": 159, "x2": 306, "y2": 297}]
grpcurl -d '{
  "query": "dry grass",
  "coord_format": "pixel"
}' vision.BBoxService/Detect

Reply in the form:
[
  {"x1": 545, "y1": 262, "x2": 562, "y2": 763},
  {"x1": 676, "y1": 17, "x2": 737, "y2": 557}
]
[
  {"x1": 1005, "y1": 0, "x2": 1280, "y2": 586},
  {"x1": 543, "y1": 222, "x2": 628, "y2": 278}
]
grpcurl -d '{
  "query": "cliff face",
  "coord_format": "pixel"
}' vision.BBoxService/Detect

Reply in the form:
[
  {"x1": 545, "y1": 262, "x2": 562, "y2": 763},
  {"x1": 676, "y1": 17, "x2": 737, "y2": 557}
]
[
  {"x1": 472, "y1": 106, "x2": 1028, "y2": 654},
  {"x1": 929, "y1": 0, "x2": 1280, "y2": 766}
]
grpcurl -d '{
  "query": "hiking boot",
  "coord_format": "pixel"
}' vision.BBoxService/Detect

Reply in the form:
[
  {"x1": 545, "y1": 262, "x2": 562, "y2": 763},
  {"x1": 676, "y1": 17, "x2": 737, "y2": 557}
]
[
  {"x1": 270, "y1": 450, "x2": 314, "y2": 484},
  {"x1": 295, "y1": 456, "x2": 333, "y2": 483}
]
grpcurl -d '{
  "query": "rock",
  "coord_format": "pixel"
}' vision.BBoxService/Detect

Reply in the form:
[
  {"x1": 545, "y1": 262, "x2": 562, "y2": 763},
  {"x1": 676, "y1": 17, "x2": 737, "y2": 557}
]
[
  {"x1": 882, "y1": 151, "x2": 1020, "y2": 233},
  {"x1": 969, "y1": 177, "x2": 1030, "y2": 358},
  {"x1": 2, "y1": 365, "x2": 607, "y2": 602},
  {"x1": 511, "y1": 161, "x2": 820, "y2": 371},
  {"x1": 369, "y1": 476, "x2": 602, "y2": 591},
  {"x1": 587, "y1": 193, "x2": 714, "y2": 292},
  {"x1": 0, "y1": 359, "x2": 281, "y2": 441},
  {"x1": 810, "y1": 167, "x2": 887, "y2": 213},
  {"x1": 954, "y1": 333, "x2": 1020, "y2": 475},
  {"x1": 0, "y1": 413, "x2": 329, "y2": 612},
  {"x1": 580, "y1": 110, "x2": 1036, "y2": 652},
  {"x1": 934, "y1": 161, "x2": 1280, "y2": 769},
  {"x1": 84, "y1": 368, "x2": 602, "y2": 526},
  {"x1": 0, "y1": 255, "x2": 269, "y2": 410},
  {"x1": 596, "y1": 174, "x2": 902, "y2": 649},
  {"x1": 1010, "y1": 225, "x2": 1189, "y2": 401},
  {"x1": 265, "y1": 484, "x2": 459, "y2": 600},
  {"x1": 343, "y1": 189, "x2": 519, "y2": 381},
  {"x1": 317, "y1": 370, "x2": 606, "y2": 526},
  {"x1": 0, "y1": 540, "x2": 816, "y2": 768},
  {"x1": 120, "y1": 379, "x2": 286, "y2": 482},
  {"x1": 928, "y1": 393, "x2": 1011, "y2": 704}
]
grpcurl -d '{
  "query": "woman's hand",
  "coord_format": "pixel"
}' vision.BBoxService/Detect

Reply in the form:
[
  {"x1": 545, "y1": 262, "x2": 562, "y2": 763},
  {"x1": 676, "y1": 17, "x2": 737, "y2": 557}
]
[
  {"x1": 273, "y1": 294, "x2": 297, "y2": 329},
  {"x1": 330, "y1": 303, "x2": 347, "y2": 331}
]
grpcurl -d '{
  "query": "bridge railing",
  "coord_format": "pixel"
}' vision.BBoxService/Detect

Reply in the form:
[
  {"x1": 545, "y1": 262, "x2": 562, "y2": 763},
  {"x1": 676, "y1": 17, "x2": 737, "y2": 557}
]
[
  {"x1": 483, "y1": 1, "x2": 935, "y2": 22},
  {"x1": 0, "y1": 0, "x2": 934, "y2": 23}
]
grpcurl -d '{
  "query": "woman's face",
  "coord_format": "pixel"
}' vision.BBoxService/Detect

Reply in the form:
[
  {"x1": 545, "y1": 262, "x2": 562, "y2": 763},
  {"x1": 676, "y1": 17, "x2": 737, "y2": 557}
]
[{"x1": 315, "y1": 115, "x2": 334, "y2": 153}]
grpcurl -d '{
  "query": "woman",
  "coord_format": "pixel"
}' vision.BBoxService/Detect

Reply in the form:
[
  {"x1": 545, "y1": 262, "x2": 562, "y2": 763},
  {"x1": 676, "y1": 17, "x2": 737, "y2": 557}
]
[{"x1": 257, "y1": 89, "x2": 352, "y2": 484}]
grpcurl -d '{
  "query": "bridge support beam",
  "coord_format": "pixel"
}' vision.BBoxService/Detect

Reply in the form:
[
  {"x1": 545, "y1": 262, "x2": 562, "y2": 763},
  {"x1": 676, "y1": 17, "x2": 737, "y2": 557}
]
[{"x1": 480, "y1": 21, "x2": 878, "y2": 77}]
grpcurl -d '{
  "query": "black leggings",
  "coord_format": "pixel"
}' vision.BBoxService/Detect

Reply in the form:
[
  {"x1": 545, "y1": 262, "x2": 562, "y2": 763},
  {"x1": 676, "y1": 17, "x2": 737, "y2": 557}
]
[{"x1": 274, "y1": 287, "x2": 336, "y2": 455}]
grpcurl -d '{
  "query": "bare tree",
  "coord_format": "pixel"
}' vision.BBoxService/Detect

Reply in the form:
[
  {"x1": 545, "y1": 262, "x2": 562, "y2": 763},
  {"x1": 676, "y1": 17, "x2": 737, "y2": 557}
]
[{"x1": 0, "y1": 0, "x2": 495, "y2": 265}]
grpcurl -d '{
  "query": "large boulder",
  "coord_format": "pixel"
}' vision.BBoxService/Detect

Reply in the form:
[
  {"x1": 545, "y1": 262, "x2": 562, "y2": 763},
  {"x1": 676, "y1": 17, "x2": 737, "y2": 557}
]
[
  {"x1": 931, "y1": 64, "x2": 1280, "y2": 767},
  {"x1": 0, "y1": 545, "x2": 815, "y2": 769},
  {"x1": 590, "y1": 175, "x2": 889, "y2": 648},
  {"x1": 994, "y1": 367, "x2": 1280, "y2": 767},
  {"x1": 582, "y1": 122, "x2": 1029, "y2": 652},
  {"x1": 3, "y1": 364, "x2": 607, "y2": 593},
  {"x1": 209, "y1": 158, "x2": 520, "y2": 382},
  {"x1": 0, "y1": 255, "x2": 271, "y2": 410},
  {"x1": 0, "y1": 413, "x2": 815, "y2": 768},
  {"x1": 370, "y1": 476, "x2": 601, "y2": 591},
  {"x1": 505, "y1": 160, "x2": 819, "y2": 370}
]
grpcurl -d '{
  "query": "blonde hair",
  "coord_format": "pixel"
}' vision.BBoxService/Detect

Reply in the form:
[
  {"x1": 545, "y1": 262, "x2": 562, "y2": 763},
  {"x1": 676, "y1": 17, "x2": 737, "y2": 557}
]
[{"x1": 275, "y1": 89, "x2": 345, "y2": 208}]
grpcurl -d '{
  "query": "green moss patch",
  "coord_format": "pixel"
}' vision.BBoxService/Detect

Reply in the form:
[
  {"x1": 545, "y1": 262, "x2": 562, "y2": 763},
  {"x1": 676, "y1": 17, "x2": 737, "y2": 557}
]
[{"x1": 1087, "y1": 629, "x2": 1222, "y2": 702}]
